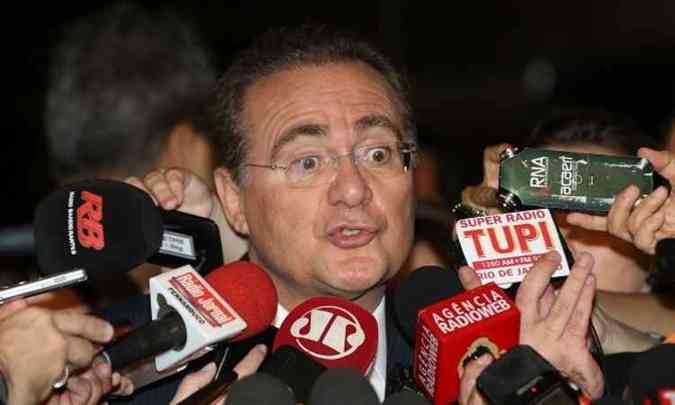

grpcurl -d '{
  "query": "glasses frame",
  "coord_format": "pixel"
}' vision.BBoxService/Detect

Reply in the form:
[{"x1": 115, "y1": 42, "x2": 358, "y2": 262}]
[{"x1": 244, "y1": 141, "x2": 417, "y2": 186}]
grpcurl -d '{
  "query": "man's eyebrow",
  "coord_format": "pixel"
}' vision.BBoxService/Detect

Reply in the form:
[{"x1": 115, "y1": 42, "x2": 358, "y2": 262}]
[
  {"x1": 271, "y1": 124, "x2": 327, "y2": 160},
  {"x1": 354, "y1": 114, "x2": 402, "y2": 141}
]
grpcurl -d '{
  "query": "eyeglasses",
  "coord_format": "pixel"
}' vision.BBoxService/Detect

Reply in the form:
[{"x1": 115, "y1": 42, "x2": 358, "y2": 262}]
[{"x1": 245, "y1": 142, "x2": 417, "y2": 188}]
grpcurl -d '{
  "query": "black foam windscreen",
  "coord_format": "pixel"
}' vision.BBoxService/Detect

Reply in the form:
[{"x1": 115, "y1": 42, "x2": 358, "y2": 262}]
[
  {"x1": 307, "y1": 368, "x2": 379, "y2": 405},
  {"x1": 224, "y1": 373, "x2": 296, "y2": 405},
  {"x1": 259, "y1": 345, "x2": 326, "y2": 403},
  {"x1": 34, "y1": 179, "x2": 163, "y2": 276},
  {"x1": 392, "y1": 266, "x2": 465, "y2": 342},
  {"x1": 652, "y1": 238, "x2": 675, "y2": 291},
  {"x1": 627, "y1": 343, "x2": 675, "y2": 404},
  {"x1": 382, "y1": 391, "x2": 431, "y2": 404}
]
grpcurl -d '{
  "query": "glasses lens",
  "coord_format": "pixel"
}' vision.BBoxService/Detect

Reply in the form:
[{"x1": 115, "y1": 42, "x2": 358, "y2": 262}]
[{"x1": 284, "y1": 143, "x2": 415, "y2": 187}]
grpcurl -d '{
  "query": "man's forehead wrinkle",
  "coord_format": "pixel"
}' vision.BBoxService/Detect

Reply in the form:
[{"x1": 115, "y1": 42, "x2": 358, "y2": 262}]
[
  {"x1": 271, "y1": 124, "x2": 328, "y2": 159},
  {"x1": 354, "y1": 114, "x2": 402, "y2": 141}
]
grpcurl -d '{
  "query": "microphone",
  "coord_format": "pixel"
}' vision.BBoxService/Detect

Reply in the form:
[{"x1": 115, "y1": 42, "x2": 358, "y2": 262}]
[
  {"x1": 257, "y1": 345, "x2": 325, "y2": 403},
  {"x1": 393, "y1": 266, "x2": 520, "y2": 405},
  {"x1": 307, "y1": 368, "x2": 379, "y2": 405},
  {"x1": 651, "y1": 238, "x2": 675, "y2": 292},
  {"x1": 267, "y1": 296, "x2": 379, "y2": 402},
  {"x1": 626, "y1": 342, "x2": 675, "y2": 405},
  {"x1": 477, "y1": 345, "x2": 579, "y2": 405},
  {"x1": 272, "y1": 296, "x2": 379, "y2": 373},
  {"x1": 32, "y1": 178, "x2": 223, "y2": 278},
  {"x1": 223, "y1": 373, "x2": 295, "y2": 405},
  {"x1": 393, "y1": 265, "x2": 465, "y2": 343},
  {"x1": 183, "y1": 296, "x2": 379, "y2": 405},
  {"x1": 382, "y1": 391, "x2": 432, "y2": 405},
  {"x1": 102, "y1": 261, "x2": 277, "y2": 372}
]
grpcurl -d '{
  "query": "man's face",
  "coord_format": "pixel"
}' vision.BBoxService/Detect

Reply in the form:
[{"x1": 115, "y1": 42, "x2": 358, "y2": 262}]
[{"x1": 219, "y1": 63, "x2": 415, "y2": 309}]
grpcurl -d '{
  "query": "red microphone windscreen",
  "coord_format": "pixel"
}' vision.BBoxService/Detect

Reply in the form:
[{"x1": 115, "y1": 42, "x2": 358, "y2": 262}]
[
  {"x1": 205, "y1": 261, "x2": 278, "y2": 342},
  {"x1": 414, "y1": 282, "x2": 520, "y2": 405},
  {"x1": 273, "y1": 297, "x2": 378, "y2": 374}
]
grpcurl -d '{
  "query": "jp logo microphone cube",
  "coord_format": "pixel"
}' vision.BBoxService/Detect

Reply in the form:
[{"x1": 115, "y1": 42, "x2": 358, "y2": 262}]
[
  {"x1": 273, "y1": 297, "x2": 378, "y2": 374},
  {"x1": 413, "y1": 283, "x2": 520, "y2": 405}
]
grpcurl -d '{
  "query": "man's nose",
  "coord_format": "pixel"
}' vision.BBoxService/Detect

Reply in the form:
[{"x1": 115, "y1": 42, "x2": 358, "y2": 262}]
[{"x1": 327, "y1": 157, "x2": 373, "y2": 207}]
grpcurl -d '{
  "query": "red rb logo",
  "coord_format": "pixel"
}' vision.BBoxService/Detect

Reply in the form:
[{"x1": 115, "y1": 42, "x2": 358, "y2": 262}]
[{"x1": 76, "y1": 191, "x2": 105, "y2": 250}]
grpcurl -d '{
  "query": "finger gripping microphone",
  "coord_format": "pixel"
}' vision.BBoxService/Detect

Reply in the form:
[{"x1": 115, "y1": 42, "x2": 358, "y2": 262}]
[{"x1": 103, "y1": 261, "x2": 278, "y2": 372}]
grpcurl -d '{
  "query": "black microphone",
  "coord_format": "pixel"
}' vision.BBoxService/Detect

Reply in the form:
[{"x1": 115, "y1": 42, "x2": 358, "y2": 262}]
[
  {"x1": 394, "y1": 266, "x2": 524, "y2": 403},
  {"x1": 382, "y1": 391, "x2": 432, "y2": 404},
  {"x1": 477, "y1": 345, "x2": 579, "y2": 405},
  {"x1": 178, "y1": 345, "x2": 328, "y2": 405},
  {"x1": 223, "y1": 373, "x2": 296, "y2": 405},
  {"x1": 651, "y1": 238, "x2": 675, "y2": 292},
  {"x1": 307, "y1": 368, "x2": 379, "y2": 405},
  {"x1": 258, "y1": 345, "x2": 326, "y2": 403},
  {"x1": 32, "y1": 179, "x2": 223, "y2": 278},
  {"x1": 626, "y1": 342, "x2": 675, "y2": 405},
  {"x1": 392, "y1": 265, "x2": 465, "y2": 343}
]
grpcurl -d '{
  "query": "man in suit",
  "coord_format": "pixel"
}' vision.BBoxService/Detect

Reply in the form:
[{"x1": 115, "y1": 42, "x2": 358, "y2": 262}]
[{"x1": 125, "y1": 24, "x2": 607, "y2": 404}]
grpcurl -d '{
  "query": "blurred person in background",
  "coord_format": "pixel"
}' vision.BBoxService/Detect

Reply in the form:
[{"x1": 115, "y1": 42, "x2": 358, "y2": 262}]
[{"x1": 43, "y1": 2, "x2": 246, "y2": 303}]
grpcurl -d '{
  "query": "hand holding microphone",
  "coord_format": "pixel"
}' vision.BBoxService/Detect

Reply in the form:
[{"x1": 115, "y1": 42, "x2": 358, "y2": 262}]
[
  {"x1": 515, "y1": 251, "x2": 602, "y2": 399},
  {"x1": 101, "y1": 261, "x2": 277, "y2": 395},
  {"x1": 456, "y1": 251, "x2": 602, "y2": 402},
  {"x1": 0, "y1": 299, "x2": 114, "y2": 405}
]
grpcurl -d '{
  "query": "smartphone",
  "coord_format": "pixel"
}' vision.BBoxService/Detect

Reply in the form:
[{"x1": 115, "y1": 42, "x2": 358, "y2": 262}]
[
  {"x1": 0, "y1": 269, "x2": 88, "y2": 303},
  {"x1": 497, "y1": 147, "x2": 654, "y2": 213}
]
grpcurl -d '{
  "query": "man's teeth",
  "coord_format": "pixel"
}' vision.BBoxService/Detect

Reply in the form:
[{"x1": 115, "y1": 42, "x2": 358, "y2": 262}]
[{"x1": 341, "y1": 228, "x2": 362, "y2": 236}]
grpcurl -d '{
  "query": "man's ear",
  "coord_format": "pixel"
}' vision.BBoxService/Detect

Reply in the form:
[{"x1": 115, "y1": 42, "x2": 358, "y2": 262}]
[{"x1": 214, "y1": 167, "x2": 249, "y2": 236}]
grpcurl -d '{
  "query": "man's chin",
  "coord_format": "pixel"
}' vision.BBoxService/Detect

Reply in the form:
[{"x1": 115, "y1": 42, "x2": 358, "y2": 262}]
[{"x1": 325, "y1": 271, "x2": 388, "y2": 297}]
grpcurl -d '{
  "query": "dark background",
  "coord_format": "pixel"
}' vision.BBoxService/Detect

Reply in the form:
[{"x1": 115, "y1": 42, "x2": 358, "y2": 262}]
[{"x1": 2, "y1": 0, "x2": 674, "y2": 227}]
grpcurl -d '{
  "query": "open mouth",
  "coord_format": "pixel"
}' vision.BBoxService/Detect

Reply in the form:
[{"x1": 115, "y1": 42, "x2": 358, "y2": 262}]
[{"x1": 327, "y1": 225, "x2": 377, "y2": 249}]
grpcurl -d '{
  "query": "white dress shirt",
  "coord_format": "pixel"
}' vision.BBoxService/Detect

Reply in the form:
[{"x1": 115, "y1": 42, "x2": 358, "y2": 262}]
[{"x1": 272, "y1": 297, "x2": 388, "y2": 402}]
